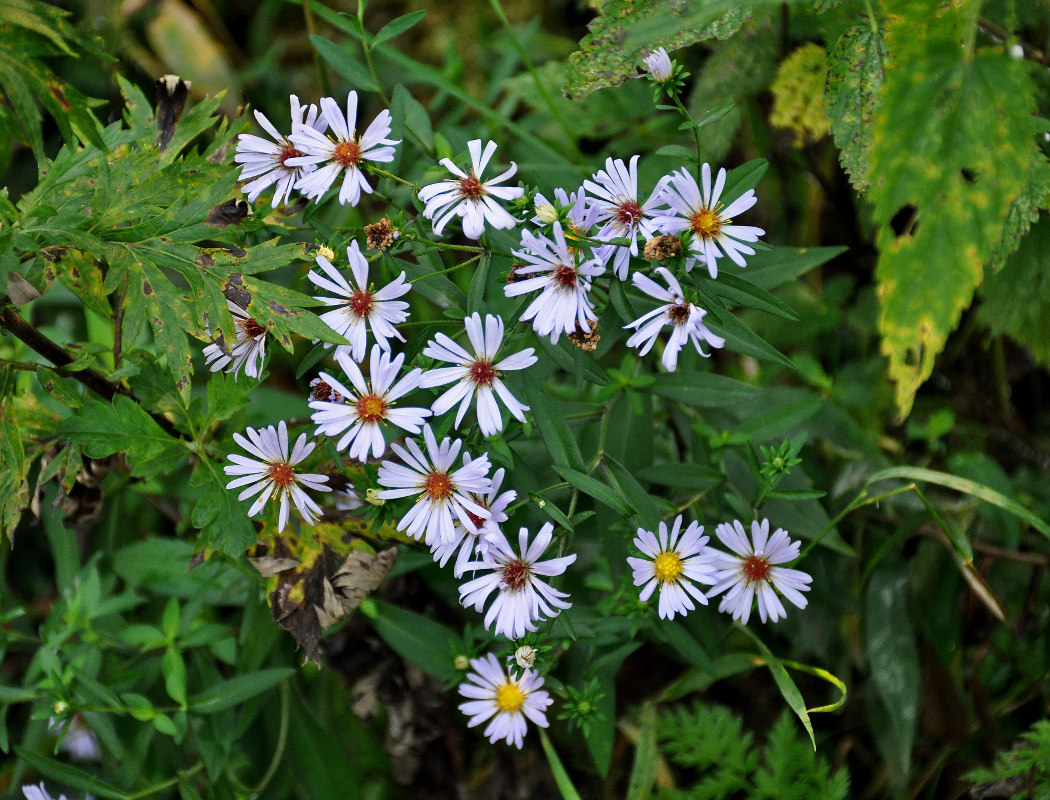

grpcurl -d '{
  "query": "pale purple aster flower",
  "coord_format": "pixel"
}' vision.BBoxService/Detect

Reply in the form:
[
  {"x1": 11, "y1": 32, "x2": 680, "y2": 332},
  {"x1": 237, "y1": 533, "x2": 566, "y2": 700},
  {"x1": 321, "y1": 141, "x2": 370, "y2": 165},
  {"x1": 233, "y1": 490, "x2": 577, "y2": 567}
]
[
  {"x1": 234, "y1": 94, "x2": 327, "y2": 207},
  {"x1": 23, "y1": 784, "x2": 68, "y2": 800},
  {"x1": 288, "y1": 92, "x2": 400, "y2": 206},
  {"x1": 431, "y1": 463, "x2": 516, "y2": 578},
  {"x1": 654, "y1": 164, "x2": 765, "y2": 278},
  {"x1": 625, "y1": 266, "x2": 725, "y2": 371},
  {"x1": 583, "y1": 155, "x2": 670, "y2": 280},
  {"x1": 202, "y1": 299, "x2": 267, "y2": 380},
  {"x1": 418, "y1": 139, "x2": 524, "y2": 239},
  {"x1": 707, "y1": 518, "x2": 813, "y2": 624},
  {"x1": 627, "y1": 515, "x2": 719, "y2": 620},
  {"x1": 48, "y1": 713, "x2": 100, "y2": 762},
  {"x1": 504, "y1": 222, "x2": 604, "y2": 343},
  {"x1": 307, "y1": 240, "x2": 410, "y2": 363},
  {"x1": 376, "y1": 424, "x2": 492, "y2": 547},
  {"x1": 458, "y1": 653, "x2": 552, "y2": 748},
  {"x1": 223, "y1": 421, "x2": 331, "y2": 532},
  {"x1": 459, "y1": 522, "x2": 577, "y2": 640},
  {"x1": 309, "y1": 345, "x2": 431, "y2": 462},
  {"x1": 643, "y1": 48, "x2": 673, "y2": 82},
  {"x1": 420, "y1": 313, "x2": 537, "y2": 437}
]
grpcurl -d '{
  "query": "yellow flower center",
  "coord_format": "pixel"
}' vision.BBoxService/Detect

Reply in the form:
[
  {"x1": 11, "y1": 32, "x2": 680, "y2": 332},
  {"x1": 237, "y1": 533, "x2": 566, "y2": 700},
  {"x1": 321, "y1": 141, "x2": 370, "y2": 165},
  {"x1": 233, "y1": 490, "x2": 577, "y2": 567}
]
[
  {"x1": 690, "y1": 208, "x2": 722, "y2": 240},
  {"x1": 653, "y1": 551, "x2": 684, "y2": 584},
  {"x1": 495, "y1": 682, "x2": 526, "y2": 713}
]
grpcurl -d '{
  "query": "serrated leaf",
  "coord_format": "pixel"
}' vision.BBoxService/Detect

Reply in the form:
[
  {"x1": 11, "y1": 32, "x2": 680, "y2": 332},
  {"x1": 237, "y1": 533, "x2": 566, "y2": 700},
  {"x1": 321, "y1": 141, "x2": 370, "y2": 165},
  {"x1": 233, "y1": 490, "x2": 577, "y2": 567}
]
[
  {"x1": 869, "y1": 3, "x2": 1038, "y2": 416},
  {"x1": 239, "y1": 274, "x2": 349, "y2": 353},
  {"x1": 979, "y1": 214, "x2": 1050, "y2": 368},
  {"x1": 825, "y1": 25, "x2": 886, "y2": 193},
  {"x1": 57, "y1": 394, "x2": 184, "y2": 478},
  {"x1": 988, "y1": 153, "x2": 1050, "y2": 272},
  {"x1": 0, "y1": 399, "x2": 29, "y2": 543},
  {"x1": 190, "y1": 458, "x2": 255, "y2": 555},
  {"x1": 564, "y1": 0, "x2": 750, "y2": 99}
]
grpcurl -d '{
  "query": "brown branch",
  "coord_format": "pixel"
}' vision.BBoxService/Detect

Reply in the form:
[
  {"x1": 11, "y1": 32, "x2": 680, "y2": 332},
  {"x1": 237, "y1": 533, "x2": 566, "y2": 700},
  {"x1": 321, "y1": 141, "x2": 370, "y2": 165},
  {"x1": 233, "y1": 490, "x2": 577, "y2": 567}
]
[{"x1": 0, "y1": 306, "x2": 182, "y2": 439}]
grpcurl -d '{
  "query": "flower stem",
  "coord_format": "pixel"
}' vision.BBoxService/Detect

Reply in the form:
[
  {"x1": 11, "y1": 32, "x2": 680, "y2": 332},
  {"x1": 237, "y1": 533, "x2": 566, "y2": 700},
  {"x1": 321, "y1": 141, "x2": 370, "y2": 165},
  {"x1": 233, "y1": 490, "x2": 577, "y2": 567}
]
[
  {"x1": 302, "y1": 0, "x2": 330, "y2": 96},
  {"x1": 366, "y1": 165, "x2": 420, "y2": 191},
  {"x1": 409, "y1": 254, "x2": 484, "y2": 283}
]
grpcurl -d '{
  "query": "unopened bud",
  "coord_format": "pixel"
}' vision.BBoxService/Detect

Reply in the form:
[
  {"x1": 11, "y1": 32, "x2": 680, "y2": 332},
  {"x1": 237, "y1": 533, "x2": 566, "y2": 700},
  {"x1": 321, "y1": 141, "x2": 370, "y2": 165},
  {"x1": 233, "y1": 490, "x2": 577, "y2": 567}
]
[
  {"x1": 453, "y1": 654, "x2": 470, "y2": 671},
  {"x1": 365, "y1": 488, "x2": 386, "y2": 506},
  {"x1": 316, "y1": 244, "x2": 336, "y2": 262},
  {"x1": 535, "y1": 202, "x2": 558, "y2": 224},
  {"x1": 514, "y1": 645, "x2": 537, "y2": 669},
  {"x1": 643, "y1": 47, "x2": 673, "y2": 82}
]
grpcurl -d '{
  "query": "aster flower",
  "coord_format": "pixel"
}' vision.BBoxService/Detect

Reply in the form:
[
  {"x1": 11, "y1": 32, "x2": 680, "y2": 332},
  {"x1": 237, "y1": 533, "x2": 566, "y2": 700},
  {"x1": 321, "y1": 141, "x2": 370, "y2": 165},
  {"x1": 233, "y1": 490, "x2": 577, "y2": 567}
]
[
  {"x1": 420, "y1": 313, "x2": 537, "y2": 437},
  {"x1": 307, "y1": 240, "x2": 410, "y2": 363},
  {"x1": 654, "y1": 164, "x2": 765, "y2": 278},
  {"x1": 643, "y1": 48, "x2": 673, "y2": 82},
  {"x1": 203, "y1": 299, "x2": 267, "y2": 380},
  {"x1": 625, "y1": 266, "x2": 725, "y2": 371},
  {"x1": 376, "y1": 424, "x2": 492, "y2": 547},
  {"x1": 431, "y1": 463, "x2": 516, "y2": 578},
  {"x1": 418, "y1": 139, "x2": 524, "y2": 239},
  {"x1": 504, "y1": 222, "x2": 604, "y2": 343},
  {"x1": 627, "y1": 515, "x2": 719, "y2": 620},
  {"x1": 223, "y1": 421, "x2": 331, "y2": 532},
  {"x1": 310, "y1": 345, "x2": 431, "y2": 462},
  {"x1": 458, "y1": 653, "x2": 552, "y2": 748},
  {"x1": 288, "y1": 92, "x2": 400, "y2": 206},
  {"x1": 234, "y1": 94, "x2": 327, "y2": 207},
  {"x1": 459, "y1": 522, "x2": 577, "y2": 640},
  {"x1": 583, "y1": 155, "x2": 669, "y2": 280},
  {"x1": 48, "y1": 713, "x2": 100, "y2": 761},
  {"x1": 23, "y1": 784, "x2": 68, "y2": 800},
  {"x1": 707, "y1": 518, "x2": 813, "y2": 624},
  {"x1": 335, "y1": 484, "x2": 364, "y2": 511}
]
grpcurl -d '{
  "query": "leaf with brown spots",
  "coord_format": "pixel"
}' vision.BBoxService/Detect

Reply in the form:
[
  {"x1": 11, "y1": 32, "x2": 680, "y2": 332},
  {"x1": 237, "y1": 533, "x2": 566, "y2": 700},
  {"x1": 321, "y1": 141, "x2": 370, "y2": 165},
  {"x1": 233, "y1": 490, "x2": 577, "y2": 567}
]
[{"x1": 250, "y1": 519, "x2": 400, "y2": 667}]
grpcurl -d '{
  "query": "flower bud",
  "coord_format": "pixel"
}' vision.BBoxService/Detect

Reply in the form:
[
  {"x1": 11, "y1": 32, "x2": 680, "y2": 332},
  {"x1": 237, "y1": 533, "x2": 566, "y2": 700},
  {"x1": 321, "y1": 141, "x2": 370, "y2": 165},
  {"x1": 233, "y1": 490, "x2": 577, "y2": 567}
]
[
  {"x1": 643, "y1": 47, "x2": 673, "y2": 82},
  {"x1": 535, "y1": 202, "x2": 558, "y2": 224},
  {"x1": 316, "y1": 244, "x2": 336, "y2": 262},
  {"x1": 514, "y1": 645, "x2": 537, "y2": 669}
]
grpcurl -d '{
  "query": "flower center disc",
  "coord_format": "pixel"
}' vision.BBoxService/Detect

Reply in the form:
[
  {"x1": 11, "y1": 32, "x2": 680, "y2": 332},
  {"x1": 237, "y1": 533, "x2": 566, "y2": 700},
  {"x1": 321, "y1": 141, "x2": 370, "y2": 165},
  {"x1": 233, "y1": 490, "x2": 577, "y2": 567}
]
[
  {"x1": 355, "y1": 393, "x2": 388, "y2": 423},
  {"x1": 742, "y1": 555, "x2": 771, "y2": 583},
  {"x1": 690, "y1": 208, "x2": 722, "y2": 240},
  {"x1": 465, "y1": 500, "x2": 489, "y2": 531},
  {"x1": 495, "y1": 682, "x2": 526, "y2": 712},
  {"x1": 278, "y1": 142, "x2": 304, "y2": 168},
  {"x1": 459, "y1": 175, "x2": 484, "y2": 199},
  {"x1": 553, "y1": 265, "x2": 578, "y2": 288},
  {"x1": 615, "y1": 199, "x2": 643, "y2": 226},
  {"x1": 667, "y1": 303, "x2": 691, "y2": 325},
  {"x1": 237, "y1": 316, "x2": 266, "y2": 338},
  {"x1": 424, "y1": 471, "x2": 454, "y2": 501},
  {"x1": 333, "y1": 139, "x2": 361, "y2": 167},
  {"x1": 653, "y1": 551, "x2": 684, "y2": 584},
  {"x1": 502, "y1": 559, "x2": 531, "y2": 591},
  {"x1": 470, "y1": 360, "x2": 496, "y2": 386},
  {"x1": 347, "y1": 290, "x2": 374, "y2": 318},
  {"x1": 268, "y1": 461, "x2": 296, "y2": 488}
]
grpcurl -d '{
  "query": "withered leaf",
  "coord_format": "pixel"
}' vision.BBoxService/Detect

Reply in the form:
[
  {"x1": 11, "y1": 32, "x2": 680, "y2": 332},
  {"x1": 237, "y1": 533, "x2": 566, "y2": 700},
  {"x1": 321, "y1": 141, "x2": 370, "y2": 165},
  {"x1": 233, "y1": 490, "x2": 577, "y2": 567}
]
[
  {"x1": 205, "y1": 198, "x2": 250, "y2": 229},
  {"x1": 155, "y1": 74, "x2": 191, "y2": 150}
]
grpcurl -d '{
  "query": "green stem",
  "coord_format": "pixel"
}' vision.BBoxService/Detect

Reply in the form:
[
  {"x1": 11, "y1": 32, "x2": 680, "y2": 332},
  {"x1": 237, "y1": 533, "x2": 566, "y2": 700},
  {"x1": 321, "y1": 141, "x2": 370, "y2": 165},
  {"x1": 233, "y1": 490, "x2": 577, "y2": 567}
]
[
  {"x1": 796, "y1": 484, "x2": 916, "y2": 562},
  {"x1": 409, "y1": 254, "x2": 483, "y2": 283},
  {"x1": 671, "y1": 94, "x2": 703, "y2": 173},
  {"x1": 126, "y1": 762, "x2": 205, "y2": 799},
  {"x1": 357, "y1": 1, "x2": 391, "y2": 106},
  {"x1": 485, "y1": 0, "x2": 582, "y2": 161},
  {"x1": 366, "y1": 164, "x2": 419, "y2": 191},
  {"x1": 248, "y1": 681, "x2": 290, "y2": 799},
  {"x1": 302, "y1": 0, "x2": 330, "y2": 96}
]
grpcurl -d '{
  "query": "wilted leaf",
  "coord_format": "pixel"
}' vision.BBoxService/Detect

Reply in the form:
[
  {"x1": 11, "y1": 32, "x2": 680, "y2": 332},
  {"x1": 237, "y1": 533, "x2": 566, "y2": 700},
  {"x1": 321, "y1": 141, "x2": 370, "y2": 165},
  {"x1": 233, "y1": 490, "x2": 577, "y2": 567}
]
[
  {"x1": 825, "y1": 25, "x2": 886, "y2": 193},
  {"x1": 869, "y1": 0, "x2": 1038, "y2": 416}
]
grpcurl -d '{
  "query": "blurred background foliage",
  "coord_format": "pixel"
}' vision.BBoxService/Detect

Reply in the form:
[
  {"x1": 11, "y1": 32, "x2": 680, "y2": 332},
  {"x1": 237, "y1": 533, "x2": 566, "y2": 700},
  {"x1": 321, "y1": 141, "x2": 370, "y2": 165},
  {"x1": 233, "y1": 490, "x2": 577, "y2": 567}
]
[{"x1": 2, "y1": 0, "x2": 1050, "y2": 798}]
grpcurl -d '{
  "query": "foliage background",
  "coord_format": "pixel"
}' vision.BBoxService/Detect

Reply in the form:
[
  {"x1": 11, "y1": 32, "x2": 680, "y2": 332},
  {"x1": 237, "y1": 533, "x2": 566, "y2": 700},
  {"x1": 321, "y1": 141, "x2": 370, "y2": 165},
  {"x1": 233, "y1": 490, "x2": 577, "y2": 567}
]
[{"x1": 2, "y1": 0, "x2": 1050, "y2": 798}]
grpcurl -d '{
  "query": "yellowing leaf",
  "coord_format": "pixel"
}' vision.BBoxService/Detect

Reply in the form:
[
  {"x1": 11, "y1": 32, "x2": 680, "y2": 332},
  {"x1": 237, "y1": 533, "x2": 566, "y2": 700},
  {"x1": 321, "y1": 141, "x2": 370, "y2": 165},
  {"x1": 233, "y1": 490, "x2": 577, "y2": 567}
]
[{"x1": 868, "y1": 0, "x2": 1038, "y2": 416}]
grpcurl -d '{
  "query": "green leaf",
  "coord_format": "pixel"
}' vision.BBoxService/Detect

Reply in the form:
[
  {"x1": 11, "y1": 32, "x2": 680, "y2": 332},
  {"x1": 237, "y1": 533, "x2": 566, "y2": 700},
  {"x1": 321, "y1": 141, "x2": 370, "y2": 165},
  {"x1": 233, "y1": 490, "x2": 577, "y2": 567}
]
[
  {"x1": 866, "y1": 465, "x2": 1050, "y2": 543},
  {"x1": 0, "y1": 399, "x2": 29, "y2": 543},
  {"x1": 695, "y1": 269, "x2": 799, "y2": 320},
  {"x1": 552, "y1": 465, "x2": 634, "y2": 518},
  {"x1": 162, "y1": 646, "x2": 187, "y2": 705},
  {"x1": 743, "y1": 245, "x2": 847, "y2": 291},
  {"x1": 736, "y1": 625, "x2": 815, "y2": 749},
  {"x1": 14, "y1": 746, "x2": 130, "y2": 799},
  {"x1": 57, "y1": 394, "x2": 184, "y2": 478},
  {"x1": 988, "y1": 154, "x2": 1050, "y2": 272},
  {"x1": 522, "y1": 379, "x2": 585, "y2": 470},
  {"x1": 190, "y1": 457, "x2": 256, "y2": 556},
  {"x1": 389, "y1": 83, "x2": 434, "y2": 151},
  {"x1": 702, "y1": 300, "x2": 795, "y2": 369},
  {"x1": 603, "y1": 456, "x2": 660, "y2": 530},
  {"x1": 865, "y1": 565, "x2": 919, "y2": 792},
  {"x1": 869, "y1": 2, "x2": 1038, "y2": 416},
  {"x1": 187, "y1": 667, "x2": 295, "y2": 713},
  {"x1": 645, "y1": 370, "x2": 759, "y2": 407},
  {"x1": 824, "y1": 25, "x2": 886, "y2": 193},
  {"x1": 539, "y1": 729, "x2": 584, "y2": 800},
  {"x1": 371, "y1": 10, "x2": 427, "y2": 48},
  {"x1": 626, "y1": 705, "x2": 658, "y2": 800},
  {"x1": 309, "y1": 34, "x2": 379, "y2": 92},
  {"x1": 637, "y1": 463, "x2": 724, "y2": 490},
  {"x1": 360, "y1": 599, "x2": 457, "y2": 682}
]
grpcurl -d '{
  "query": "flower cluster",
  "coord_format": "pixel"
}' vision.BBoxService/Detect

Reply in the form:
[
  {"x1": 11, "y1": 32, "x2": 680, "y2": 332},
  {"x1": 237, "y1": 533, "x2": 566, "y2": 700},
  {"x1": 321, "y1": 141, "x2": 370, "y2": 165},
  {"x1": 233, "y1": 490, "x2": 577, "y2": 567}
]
[
  {"x1": 217, "y1": 63, "x2": 808, "y2": 756},
  {"x1": 628, "y1": 516, "x2": 812, "y2": 624}
]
